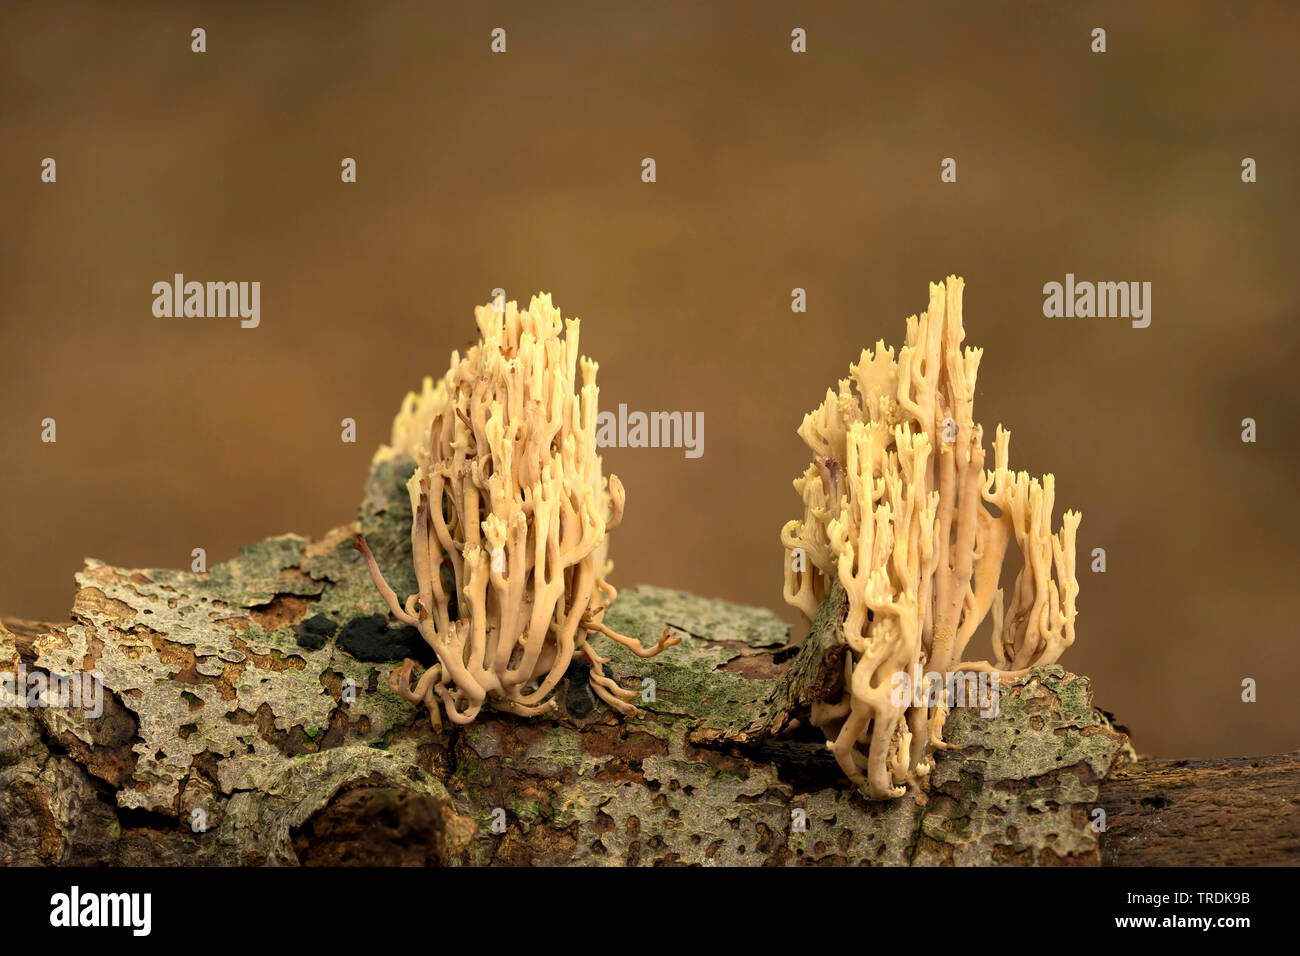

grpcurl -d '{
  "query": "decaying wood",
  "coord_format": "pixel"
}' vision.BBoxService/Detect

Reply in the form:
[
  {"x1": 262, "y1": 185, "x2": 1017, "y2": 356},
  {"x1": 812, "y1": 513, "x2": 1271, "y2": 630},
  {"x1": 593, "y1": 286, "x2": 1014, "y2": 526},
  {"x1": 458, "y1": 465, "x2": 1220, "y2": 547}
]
[
  {"x1": 0, "y1": 455, "x2": 1292, "y2": 866},
  {"x1": 1098, "y1": 752, "x2": 1300, "y2": 866}
]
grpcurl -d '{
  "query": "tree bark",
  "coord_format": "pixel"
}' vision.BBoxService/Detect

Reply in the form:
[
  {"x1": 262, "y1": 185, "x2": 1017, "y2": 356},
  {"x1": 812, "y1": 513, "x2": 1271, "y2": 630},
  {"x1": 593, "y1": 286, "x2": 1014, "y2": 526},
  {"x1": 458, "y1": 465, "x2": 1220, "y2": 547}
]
[
  {"x1": 1098, "y1": 752, "x2": 1300, "y2": 866},
  {"x1": 1, "y1": 455, "x2": 1293, "y2": 866}
]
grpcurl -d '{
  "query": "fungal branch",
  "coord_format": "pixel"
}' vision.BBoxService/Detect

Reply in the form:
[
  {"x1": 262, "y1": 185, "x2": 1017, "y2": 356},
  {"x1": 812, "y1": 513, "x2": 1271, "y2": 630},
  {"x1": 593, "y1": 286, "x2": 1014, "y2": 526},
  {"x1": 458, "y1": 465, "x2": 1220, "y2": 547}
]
[
  {"x1": 357, "y1": 294, "x2": 679, "y2": 728},
  {"x1": 781, "y1": 276, "x2": 1081, "y2": 799}
]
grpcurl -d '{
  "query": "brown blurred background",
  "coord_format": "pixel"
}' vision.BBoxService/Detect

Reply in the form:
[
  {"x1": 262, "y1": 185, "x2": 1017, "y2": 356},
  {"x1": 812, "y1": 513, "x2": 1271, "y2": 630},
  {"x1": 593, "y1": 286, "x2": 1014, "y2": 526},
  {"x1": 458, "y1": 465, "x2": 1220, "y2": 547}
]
[{"x1": 2, "y1": 1, "x2": 1297, "y2": 759}]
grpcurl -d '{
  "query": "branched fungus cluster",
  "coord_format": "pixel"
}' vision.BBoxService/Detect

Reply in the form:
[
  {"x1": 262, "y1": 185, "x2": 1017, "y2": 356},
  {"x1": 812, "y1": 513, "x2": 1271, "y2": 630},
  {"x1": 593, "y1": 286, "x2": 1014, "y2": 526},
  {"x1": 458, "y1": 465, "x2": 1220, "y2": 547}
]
[
  {"x1": 357, "y1": 294, "x2": 678, "y2": 728},
  {"x1": 781, "y1": 276, "x2": 1081, "y2": 798}
]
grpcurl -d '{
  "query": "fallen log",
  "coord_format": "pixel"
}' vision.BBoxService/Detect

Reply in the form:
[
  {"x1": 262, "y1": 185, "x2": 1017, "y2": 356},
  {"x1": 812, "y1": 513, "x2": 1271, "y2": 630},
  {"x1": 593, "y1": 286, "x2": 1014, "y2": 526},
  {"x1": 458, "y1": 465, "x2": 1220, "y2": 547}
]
[{"x1": 0, "y1": 456, "x2": 1292, "y2": 866}]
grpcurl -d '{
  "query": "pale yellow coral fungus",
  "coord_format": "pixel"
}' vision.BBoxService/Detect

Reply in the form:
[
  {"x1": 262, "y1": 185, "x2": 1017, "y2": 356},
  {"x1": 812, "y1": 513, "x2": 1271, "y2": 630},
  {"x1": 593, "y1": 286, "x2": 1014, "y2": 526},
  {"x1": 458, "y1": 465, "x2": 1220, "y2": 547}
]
[
  {"x1": 357, "y1": 294, "x2": 679, "y2": 728},
  {"x1": 781, "y1": 276, "x2": 1081, "y2": 799}
]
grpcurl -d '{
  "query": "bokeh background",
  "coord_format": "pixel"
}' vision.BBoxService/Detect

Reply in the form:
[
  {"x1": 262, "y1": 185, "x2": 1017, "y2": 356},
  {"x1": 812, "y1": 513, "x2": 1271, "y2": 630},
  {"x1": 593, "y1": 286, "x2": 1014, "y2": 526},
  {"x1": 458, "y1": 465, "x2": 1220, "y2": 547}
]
[{"x1": 2, "y1": 1, "x2": 1297, "y2": 759}]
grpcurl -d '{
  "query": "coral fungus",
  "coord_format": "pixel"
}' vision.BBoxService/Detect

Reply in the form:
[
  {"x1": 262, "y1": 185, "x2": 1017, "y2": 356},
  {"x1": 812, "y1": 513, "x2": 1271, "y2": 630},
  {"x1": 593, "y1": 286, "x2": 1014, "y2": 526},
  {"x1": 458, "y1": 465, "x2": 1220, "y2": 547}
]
[
  {"x1": 357, "y1": 294, "x2": 678, "y2": 728},
  {"x1": 781, "y1": 276, "x2": 1081, "y2": 798}
]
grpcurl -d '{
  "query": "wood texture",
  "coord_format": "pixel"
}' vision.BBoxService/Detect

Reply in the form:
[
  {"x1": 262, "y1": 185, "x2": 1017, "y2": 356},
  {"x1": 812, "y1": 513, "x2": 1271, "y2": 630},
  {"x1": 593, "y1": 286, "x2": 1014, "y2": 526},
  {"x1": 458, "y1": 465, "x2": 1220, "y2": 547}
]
[{"x1": 1098, "y1": 751, "x2": 1300, "y2": 866}]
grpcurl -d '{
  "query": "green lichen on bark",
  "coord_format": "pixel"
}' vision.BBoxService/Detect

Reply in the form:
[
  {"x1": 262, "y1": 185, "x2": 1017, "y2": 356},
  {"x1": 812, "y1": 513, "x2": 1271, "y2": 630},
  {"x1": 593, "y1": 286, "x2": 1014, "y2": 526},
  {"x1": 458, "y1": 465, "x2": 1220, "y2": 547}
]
[
  {"x1": 31, "y1": 545, "x2": 394, "y2": 816},
  {"x1": 4, "y1": 454, "x2": 470, "y2": 862},
  {"x1": 353, "y1": 452, "x2": 419, "y2": 601},
  {"x1": 445, "y1": 584, "x2": 1126, "y2": 866},
  {"x1": 597, "y1": 585, "x2": 786, "y2": 739},
  {"x1": 918, "y1": 668, "x2": 1121, "y2": 864}
]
